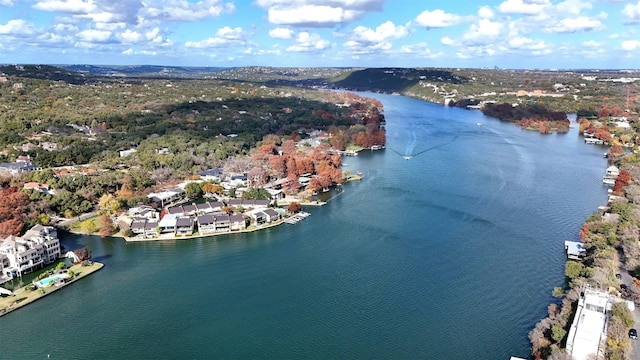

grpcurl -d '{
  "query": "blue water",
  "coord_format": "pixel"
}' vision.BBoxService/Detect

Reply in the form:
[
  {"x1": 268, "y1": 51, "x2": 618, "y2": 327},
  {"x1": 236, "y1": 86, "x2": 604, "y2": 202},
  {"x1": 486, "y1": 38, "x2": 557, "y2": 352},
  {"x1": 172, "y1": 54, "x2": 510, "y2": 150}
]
[{"x1": 0, "y1": 93, "x2": 608, "y2": 359}]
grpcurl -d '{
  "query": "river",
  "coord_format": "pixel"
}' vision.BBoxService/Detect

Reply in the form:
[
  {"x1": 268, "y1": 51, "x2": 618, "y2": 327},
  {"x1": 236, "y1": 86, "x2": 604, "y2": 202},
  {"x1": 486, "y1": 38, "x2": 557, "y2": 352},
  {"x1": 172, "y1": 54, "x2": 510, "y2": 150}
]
[{"x1": 0, "y1": 93, "x2": 609, "y2": 359}]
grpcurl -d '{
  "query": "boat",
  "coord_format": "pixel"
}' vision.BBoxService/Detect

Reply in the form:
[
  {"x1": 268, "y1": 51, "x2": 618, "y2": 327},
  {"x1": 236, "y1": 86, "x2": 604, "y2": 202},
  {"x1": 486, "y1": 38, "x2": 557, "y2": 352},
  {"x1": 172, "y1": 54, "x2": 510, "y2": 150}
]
[{"x1": 403, "y1": 156, "x2": 412, "y2": 160}]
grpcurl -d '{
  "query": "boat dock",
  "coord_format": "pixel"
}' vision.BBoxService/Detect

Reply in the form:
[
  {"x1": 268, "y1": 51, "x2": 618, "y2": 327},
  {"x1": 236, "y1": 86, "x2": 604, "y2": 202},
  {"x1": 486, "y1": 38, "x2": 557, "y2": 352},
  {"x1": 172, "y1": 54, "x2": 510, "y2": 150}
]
[{"x1": 284, "y1": 212, "x2": 311, "y2": 224}]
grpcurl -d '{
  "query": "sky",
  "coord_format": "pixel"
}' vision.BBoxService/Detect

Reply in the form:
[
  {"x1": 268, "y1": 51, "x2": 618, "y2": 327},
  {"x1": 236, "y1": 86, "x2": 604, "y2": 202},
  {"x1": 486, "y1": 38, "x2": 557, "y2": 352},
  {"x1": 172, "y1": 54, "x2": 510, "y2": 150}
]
[{"x1": 0, "y1": 0, "x2": 639, "y2": 69}]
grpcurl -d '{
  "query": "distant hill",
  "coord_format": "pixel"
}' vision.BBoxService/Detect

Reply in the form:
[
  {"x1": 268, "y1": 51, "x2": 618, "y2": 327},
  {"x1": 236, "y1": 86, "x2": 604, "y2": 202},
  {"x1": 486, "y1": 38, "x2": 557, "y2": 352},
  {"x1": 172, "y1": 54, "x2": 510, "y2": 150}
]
[
  {"x1": 59, "y1": 64, "x2": 229, "y2": 78},
  {"x1": 328, "y1": 68, "x2": 467, "y2": 92},
  {"x1": 0, "y1": 64, "x2": 89, "y2": 84}
]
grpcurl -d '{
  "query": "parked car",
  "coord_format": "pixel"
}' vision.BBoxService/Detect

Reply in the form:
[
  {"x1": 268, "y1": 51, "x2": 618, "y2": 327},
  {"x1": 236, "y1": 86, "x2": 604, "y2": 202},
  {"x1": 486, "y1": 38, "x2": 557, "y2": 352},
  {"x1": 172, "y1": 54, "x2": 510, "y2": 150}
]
[
  {"x1": 616, "y1": 273, "x2": 622, "y2": 279},
  {"x1": 629, "y1": 328, "x2": 637, "y2": 340}
]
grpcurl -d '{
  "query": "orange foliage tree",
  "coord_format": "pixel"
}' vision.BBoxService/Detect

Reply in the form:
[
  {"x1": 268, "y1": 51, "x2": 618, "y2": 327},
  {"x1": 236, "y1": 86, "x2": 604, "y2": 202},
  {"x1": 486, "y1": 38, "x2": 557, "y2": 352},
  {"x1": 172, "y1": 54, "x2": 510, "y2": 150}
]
[{"x1": 0, "y1": 187, "x2": 29, "y2": 237}]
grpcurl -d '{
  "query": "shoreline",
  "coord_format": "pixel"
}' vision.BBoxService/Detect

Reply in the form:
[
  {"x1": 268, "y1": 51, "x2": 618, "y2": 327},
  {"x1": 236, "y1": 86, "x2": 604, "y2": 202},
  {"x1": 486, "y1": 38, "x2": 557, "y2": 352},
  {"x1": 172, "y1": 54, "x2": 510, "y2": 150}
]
[{"x1": 0, "y1": 262, "x2": 104, "y2": 318}]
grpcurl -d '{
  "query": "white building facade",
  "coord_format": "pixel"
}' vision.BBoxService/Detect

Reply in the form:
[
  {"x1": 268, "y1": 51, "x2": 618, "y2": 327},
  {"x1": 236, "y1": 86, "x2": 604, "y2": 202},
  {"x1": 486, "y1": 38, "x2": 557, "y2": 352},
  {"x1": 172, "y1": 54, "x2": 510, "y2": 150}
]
[{"x1": 0, "y1": 225, "x2": 61, "y2": 282}]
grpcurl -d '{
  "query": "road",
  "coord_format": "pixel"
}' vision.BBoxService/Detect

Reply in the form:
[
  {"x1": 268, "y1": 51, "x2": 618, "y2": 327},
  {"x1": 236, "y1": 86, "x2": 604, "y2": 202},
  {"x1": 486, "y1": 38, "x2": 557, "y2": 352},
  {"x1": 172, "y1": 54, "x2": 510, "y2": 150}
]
[
  {"x1": 618, "y1": 254, "x2": 640, "y2": 360},
  {"x1": 55, "y1": 211, "x2": 97, "y2": 229}
]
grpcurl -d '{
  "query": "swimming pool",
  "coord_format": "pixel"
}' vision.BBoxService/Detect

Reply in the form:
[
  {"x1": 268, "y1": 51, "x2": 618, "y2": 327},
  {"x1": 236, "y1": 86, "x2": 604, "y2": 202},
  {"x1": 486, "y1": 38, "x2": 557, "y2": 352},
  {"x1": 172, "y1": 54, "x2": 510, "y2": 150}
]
[{"x1": 35, "y1": 274, "x2": 68, "y2": 287}]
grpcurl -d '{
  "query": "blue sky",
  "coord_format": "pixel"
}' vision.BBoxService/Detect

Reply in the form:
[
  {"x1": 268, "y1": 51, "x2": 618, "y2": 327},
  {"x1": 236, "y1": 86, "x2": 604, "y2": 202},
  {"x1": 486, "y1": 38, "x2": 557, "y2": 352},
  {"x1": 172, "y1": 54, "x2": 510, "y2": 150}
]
[{"x1": 0, "y1": 0, "x2": 639, "y2": 69}]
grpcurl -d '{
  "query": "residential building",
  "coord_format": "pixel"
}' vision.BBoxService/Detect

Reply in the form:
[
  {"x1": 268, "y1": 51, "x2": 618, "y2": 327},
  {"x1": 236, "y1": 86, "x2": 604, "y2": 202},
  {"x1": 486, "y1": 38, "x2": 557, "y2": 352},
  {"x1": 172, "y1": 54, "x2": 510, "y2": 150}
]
[
  {"x1": 175, "y1": 217, "x2": 195, "y2": 236},
  {"x1": 0, "y1": 225, "x2": 61, "y2": 280},
  {"x1": 565, "y1": 287, "x2": 610, "y2": 360}
]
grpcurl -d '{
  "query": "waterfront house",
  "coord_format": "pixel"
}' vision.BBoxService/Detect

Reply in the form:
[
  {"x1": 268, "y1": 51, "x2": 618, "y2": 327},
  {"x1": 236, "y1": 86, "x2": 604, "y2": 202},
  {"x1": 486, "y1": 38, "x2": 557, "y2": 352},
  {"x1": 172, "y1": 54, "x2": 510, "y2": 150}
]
[
  {"x1": 263, "y1": 208, "x2": 280, "y2": 223},
  {"x1": 0, "y1": 225, "x2": 61, "y2": 279},
  {"x1": 158, "y1": 214, "x2": 179, "y2": 233},
  {"x1": 144, "y1": 220, "x2": 159, "y2": 238},
  {"x1": 130, "y1": 220, "x2": 146, "y2": 235},
  {"x1": 604, "y1": 165, "x2": 619, "y2": 178},
  {"x1": 564, "y1": 241, "x2": 587, "y2": 260},
  {"x1": 565, "y1": 287, "x2": 610, "y2": 360},
  {"x1": 214, "y1": 214, "x2": 230, "y2": 232},
  {"x1": 197, "y1": 214, "x2": 216, "y2": 235},
  {"x1": 175, "y1": 217, "x2": 195, "y2": 236},
  {"x1": 229, "y1": 215, "x2": 246, "y2": 231}
]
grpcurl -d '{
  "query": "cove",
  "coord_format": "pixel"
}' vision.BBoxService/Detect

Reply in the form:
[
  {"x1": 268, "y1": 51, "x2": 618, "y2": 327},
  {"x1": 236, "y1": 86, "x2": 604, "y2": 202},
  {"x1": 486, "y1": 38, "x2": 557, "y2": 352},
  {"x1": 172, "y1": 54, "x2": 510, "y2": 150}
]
[{"x1": 0, "y1": 93, "x2": 608, "y2": 359}]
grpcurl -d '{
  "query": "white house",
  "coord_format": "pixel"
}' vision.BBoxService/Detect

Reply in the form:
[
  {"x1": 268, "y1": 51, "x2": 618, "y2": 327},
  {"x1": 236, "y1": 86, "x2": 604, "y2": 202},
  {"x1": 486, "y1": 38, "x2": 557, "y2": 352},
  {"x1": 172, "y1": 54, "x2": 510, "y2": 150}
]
[{"x1": 0, "y1": 225, "x2": 61, "y2": 279}]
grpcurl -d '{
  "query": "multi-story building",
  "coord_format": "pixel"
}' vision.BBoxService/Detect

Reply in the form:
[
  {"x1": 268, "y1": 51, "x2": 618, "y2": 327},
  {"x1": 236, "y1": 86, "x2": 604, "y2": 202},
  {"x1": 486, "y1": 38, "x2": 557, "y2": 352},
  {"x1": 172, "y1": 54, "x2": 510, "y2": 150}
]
[{"x1": 0, "y1": 225, "x2": 61, "y2": 282}]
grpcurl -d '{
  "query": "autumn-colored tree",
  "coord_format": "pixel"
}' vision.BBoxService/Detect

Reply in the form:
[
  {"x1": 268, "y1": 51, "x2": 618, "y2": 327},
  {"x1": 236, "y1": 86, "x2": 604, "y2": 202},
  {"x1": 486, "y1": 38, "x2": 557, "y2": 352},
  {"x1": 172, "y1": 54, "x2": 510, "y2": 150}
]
[
  {"x1": 269, "y1": 156, "x2": 287, "y2": 178},
  {"x1": 98, "y1": 194, "x2": 121, "y2": 216},
  {"x1": 594, "y1": 125, "x2": 613, "y2": 142},
  {"x1": 281, "y1": 139, "x2": 297, "y2": 155},
  {"x1": 288, "y1": 202, "x2": 301, "y2": 213},
  {"x1": 613, "y1": 169, "x2": 632, "y2": 195},
  {"x1": 609, "y1": 142, "x2": 624, "y2": 158},
  {"x1": 579, "y1": 223, "x2": 589, "y2": 242},
  {"x1": 258, "y1": 143, "x2": 278, "y2": 155},
  {"x1": 307, "y1": 177, "x2": 321, "y2": 192},
  {"x1": 97, "y1": 214, "x2": 115, "y2": 238},
  {"x1": 0, "y1": 187, "x2": 29, "y2": 237},
  {"x1": 285, "y1": 156, "x2": 298, "y2": 178},
  {"x1": 73, "y1": 247, "x2": 92, "y2": 264}
]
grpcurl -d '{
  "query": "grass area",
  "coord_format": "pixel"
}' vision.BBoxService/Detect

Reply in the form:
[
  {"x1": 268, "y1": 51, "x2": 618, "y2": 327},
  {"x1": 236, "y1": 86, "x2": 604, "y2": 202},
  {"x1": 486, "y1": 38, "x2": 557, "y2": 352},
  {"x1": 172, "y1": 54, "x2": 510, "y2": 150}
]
[
  {"x1": 1, "y1": 259, "x2": 68, "y2": 291},
  {"x1": 70, "y1": 216, "x2": 99, "y2": 233},
  {"x1": 0, "y1": 262, "x2": 104, "y2": 317}
]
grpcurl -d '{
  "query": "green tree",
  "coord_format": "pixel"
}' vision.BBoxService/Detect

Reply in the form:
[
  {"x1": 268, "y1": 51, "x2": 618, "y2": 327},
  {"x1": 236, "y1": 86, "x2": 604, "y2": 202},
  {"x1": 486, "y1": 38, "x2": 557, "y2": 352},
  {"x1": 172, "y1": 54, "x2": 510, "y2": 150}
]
[
  {"x1": 184, "y1": 182, "x2": 203, "y2": 198},
  {"x1": 551, "y1": 323, "x2": 566, "y2": 343},
  {"x1": 565, "y1": 261, "x2": 583, "y2": 280},
  {"x1": 242, "y1": 187, "x2": 272, "y2": 200}
]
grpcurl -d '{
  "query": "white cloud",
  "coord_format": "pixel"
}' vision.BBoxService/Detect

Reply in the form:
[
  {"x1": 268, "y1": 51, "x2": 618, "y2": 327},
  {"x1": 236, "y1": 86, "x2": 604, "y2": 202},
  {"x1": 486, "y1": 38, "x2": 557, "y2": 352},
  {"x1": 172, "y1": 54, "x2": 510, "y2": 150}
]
[
  {"x1": 398, "y1": 42, "x2": 442, "y2": 58},
  {"x1": 77, "y1": 28, "x2": 111, "y2": 42},
  {"x1": 554, "y1": 0, "x2": 592, "y2": 17},
  {"x1": 117, "y1": 27, "x2": 163, "y2": 44},
  {"x1": 498, "y1": 0, "x2": 548, "y2": 15},
  {"x1": 478, "y1": 6, "x2": 495, "y2": 19},
  {"x1": 547, "y1": 16, "x2": 602, "y2": 33},
  {"x1": 32, "y1": 0, "x2": 97, "y2": 14},
  {"x1": 0, "y1": 19, "x2": 36, "y2": 36},
  {"x1": 255, "y1": 0, "x2": 387, "y2": 27},
  {"x1": 441, "y1": 36, "x2": 454, "y2": 46},
  {"x1": 142, "y1": 0, "x2": 235, "y2": 21},
  {"x1": 507, "y1": 36, "x2": 548, "y2": 51},
  {"x1": 185, "y1": 26, "x2": 245, "y2": 48},
  {"x1": 267, "y1": 5, "x2": 360, "y2": 26},
  {"x1": 415, "y1": 9, "x2": 461, "y2": 28},
  {"x1": 0, "y1": 0, "x2": 15, "y2": 5},
  {"x1": 351, "y1": 21, "x2": 408, "y2": 42},
  {"x1": 340, "y1": 21, "x2": 407, "y2": 56},
  {"x1": 622, "y1": 1, "x2": 640, "y2": 24},
  {"x1": 621, "y1": 40, "x2": 640, "y2": 51},
  {"x1": 269, "y1": 27, "x2": 294, "y2": 39},
  {"x1": 286, "y1": 32, "x2": 331, "y2": 52},
  {"x1": 462, "y1": 19, "x2": 503, "y2": 44}
]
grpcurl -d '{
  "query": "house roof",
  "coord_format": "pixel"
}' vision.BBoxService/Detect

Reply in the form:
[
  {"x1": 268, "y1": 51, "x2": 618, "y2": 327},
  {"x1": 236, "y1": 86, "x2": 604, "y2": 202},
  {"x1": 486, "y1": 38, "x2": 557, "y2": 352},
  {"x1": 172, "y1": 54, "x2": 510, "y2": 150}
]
[
  {"x1": 200, "y1": 168, "x2": 223, "y2": 177},
  {"x1": 158, "y1": 214, "x2": 179, "y2": 227},
  {"x1": 197, "y1": 214, "x2": 215, "y2": 225},
  {"x1": 168, "y1": 206, "x2": 184, "y2": 215},
  {"x1": 229, "y1": 214, "x2": 244, "y2": 223},
  {"x1": 183, "y1": 204, "x2": 197, "y2": 214},
  {"x1": 176, "y1": 217, "x2": 193, "y2": 227},
  {"x1": 264, "y1": 208, "x2": 279, "y2": 216},
  {"x1": 214, "y1": 214, "x2": 230, "y2": 222},
  {"x1": 144, "y1": 221, "x2": 158, "y2": 230}
]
